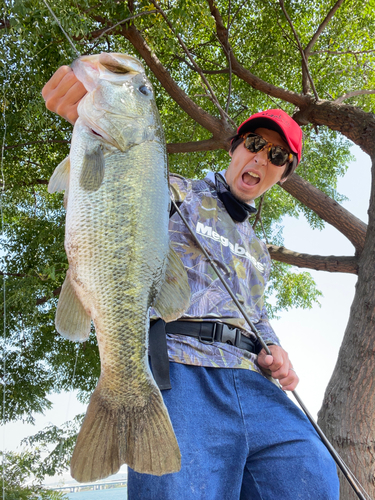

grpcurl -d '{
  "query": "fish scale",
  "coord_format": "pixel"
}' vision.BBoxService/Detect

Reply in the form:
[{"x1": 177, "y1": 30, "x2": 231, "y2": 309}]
[{"x1": 48, "y1": 52, "x2": 190, "y2": 482}]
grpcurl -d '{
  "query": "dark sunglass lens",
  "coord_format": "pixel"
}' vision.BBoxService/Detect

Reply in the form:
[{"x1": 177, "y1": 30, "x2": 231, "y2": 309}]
[
  {"x1": 269, "y1": 146, "x2": 288, "y2": 166},
  {"x1": 244, "y1": 135, "x2": 267, "y2": 152}
]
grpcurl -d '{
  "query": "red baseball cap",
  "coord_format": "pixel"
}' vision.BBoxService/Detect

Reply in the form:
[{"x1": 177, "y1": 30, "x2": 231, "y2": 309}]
[{"x1": 237, "y1": 109, "x2": 303, "y2": 164}]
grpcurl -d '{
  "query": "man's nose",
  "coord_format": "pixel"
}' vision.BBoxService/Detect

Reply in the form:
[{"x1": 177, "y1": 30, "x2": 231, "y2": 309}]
[{"x1": 253, "y1": 147, "x2": 268, "y2": 165}]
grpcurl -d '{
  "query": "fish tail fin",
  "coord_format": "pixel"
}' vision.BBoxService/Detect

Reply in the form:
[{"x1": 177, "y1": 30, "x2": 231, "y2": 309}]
[
  {"x1": 70, "y1": 382, "x2": 180, "y2": 482},
  {"x1": 124, "y1": 388, "x2": 181, "y2": 476}
]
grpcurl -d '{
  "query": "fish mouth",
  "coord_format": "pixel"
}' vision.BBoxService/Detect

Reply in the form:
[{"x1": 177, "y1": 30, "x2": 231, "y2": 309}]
[
  {"x1": 71, "y1": 53, "x2": 145, "y2": 92},
  {"x1": 98, "y1": 53, "x2": 139, "y2": 75}
]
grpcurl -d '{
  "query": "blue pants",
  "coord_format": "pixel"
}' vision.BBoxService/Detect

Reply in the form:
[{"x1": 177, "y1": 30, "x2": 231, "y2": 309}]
[{"x1": 128, "y1": 363, "x2": 339, "y2": 499}]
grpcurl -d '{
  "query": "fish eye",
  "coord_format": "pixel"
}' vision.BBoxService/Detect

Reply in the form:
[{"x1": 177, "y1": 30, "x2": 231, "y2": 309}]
[{"x1": 138, "y1": 85, "x2": 152, "y2": 96}]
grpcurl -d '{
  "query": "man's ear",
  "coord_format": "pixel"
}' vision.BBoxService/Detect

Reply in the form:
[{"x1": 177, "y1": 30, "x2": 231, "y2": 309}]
[{"x1": 279, "y1": 177, "x2": 287, "y2": 185}]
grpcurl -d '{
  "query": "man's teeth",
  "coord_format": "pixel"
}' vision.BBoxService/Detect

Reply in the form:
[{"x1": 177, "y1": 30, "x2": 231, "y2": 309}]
[{"x1": 249, "y1": 172, "x2": 259, "y2": 178}]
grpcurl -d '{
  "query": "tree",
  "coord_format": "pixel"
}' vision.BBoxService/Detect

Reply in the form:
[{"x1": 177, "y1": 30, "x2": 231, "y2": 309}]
[
  {"x1": 1, "y1": 0, "x2": 374, "y2": 497},
  {"x1": 1, "y1": 449, "x2": 67, "y2": 499}
]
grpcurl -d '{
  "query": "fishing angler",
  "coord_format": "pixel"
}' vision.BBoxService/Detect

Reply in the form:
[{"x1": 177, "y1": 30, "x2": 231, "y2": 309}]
[{"x1": 43, "y1": 54, "x2": 370, "y2": 500}]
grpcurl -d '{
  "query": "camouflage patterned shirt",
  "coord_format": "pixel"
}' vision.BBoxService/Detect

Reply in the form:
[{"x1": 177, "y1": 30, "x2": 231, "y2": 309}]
[{"x1": 163, "y1": 172, "x2": 280, "y2": 380}]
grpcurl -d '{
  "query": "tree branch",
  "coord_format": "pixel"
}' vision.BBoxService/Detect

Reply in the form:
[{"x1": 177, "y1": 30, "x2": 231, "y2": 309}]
[
  {"x1": 267, "y1": 245, "x2": 358, "y2": 274},
  {"x1": 0, "y1": 18, "x2": 10, "y2": 30},
  {"x1": 4, "y1": 140, "x2": 69, "y2": 150},
  {"x1": 150, "y1": 0, "x2": 235, "y2": 127},
  {"x1": 310, "y1": 49, "x2": 375, "y2": 56},
  {"x1": 228, "y1": 0, "x2": 246, "y2": 30},
  {"x1": 173, "y1": 55, "x2": 229, "y2": 74},
  {"x1": 304, "y1": 0, "x2": 345, "y2": 56},
  {"x1": 279, "y1": 0, "x2": 319, "y2": 99},
  {"x1": 1, "y1": 179, "x2": 49, "y2": 191},
  {"x1": 91, "y1": 10, "x2": 158, "y2": 42},
  {"x1": 334, "y1": 89, "x2": 375, "y2": 104},
  {"x1": 0, "y1": 271, "x2": 28, "y2": 278},
  {"x1": 36, "y1": 287, "x2": 62, "y2": 306},
  {"x1": 281, "y1": 173, "x2": 367, "y2": 254},
  {"x1": 167, "y1": 138, "x2": 224, "y2": 154},
  {"x1": 252, "y1": 194, "x2": 265, "y2": 229},
  {"x1": 293, "y1": 99, "x2": 375, "y2": 157},
  {"x1": 120, "y1": 22, "x2": 232, "y2": 140},
  {"x1": 206, "y1": 0, "x2": 308, "y2": 108},
  {"x1": 273, "y1": 10, "x2": 299, "y2": 50},
  {"x1": 224, "y1": 0, "x2": 233, "y2": 114}
]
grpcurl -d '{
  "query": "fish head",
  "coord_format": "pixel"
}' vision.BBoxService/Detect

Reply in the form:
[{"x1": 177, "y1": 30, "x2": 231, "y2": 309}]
[{"x1": 71, "y1": 53, "x2": 164, "y2": 151}]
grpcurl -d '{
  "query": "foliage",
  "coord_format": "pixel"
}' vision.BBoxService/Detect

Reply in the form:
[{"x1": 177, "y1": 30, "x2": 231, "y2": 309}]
[
  {"x1": 1, "y1": 449, "x2": 67, "y2": 499},
  {"x1": 265, "y1": 262, "x2": 323, "y2": 319},
  {"x1": 1, "y1": 0, "x2": 374, "y2": 461},
  {"x1": 21, "y1": 414, "x2": 84, "y2": 478}
]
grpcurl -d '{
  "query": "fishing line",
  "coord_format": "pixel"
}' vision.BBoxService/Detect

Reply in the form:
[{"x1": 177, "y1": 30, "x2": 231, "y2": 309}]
[
  {"x1": 42, "y1": 0, "x2": 81, "y2": 57},
  {"x1": 1, "y1": 4, "x2": 8, "y2": 500},
  {"x1": 64, "y1": 345, "x2": 79, "y2": 424},
  {"x1": 170, "y1": 193, "x2": 371, "y2": 500},
  {"x1": 56, "y1": 345, "x2": 80, "y2": 463},
  {"x1": 40, "y1": 0, "x2": 84, "y2": 473}
]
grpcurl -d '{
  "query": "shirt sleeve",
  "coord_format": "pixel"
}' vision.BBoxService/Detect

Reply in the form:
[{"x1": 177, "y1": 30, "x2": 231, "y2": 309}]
[
  {"x1": 169, "y1": 174, "x2": 191, "y2": 203},
  {"x1": 254, "y1": 305, "x2": 281, "y2": 347}
]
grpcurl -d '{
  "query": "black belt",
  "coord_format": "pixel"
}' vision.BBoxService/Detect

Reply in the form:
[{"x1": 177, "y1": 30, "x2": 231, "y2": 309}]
[
  {"x1": 149, "y1": 320, "x2": 261, "y2": 391},
  {"x1": 165, "y1": 320, "x2": 260, "y2": 354}
]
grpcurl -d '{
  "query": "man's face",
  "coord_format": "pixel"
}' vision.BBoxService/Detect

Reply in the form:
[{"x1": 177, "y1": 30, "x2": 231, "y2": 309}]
[{"x1": 225, "y1": 127, "x2": 290, "y2": 204}]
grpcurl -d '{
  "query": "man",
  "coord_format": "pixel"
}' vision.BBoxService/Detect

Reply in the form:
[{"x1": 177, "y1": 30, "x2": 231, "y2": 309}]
[{"x1": 43, "y1": 67, "x2": 339, "y2": 499}]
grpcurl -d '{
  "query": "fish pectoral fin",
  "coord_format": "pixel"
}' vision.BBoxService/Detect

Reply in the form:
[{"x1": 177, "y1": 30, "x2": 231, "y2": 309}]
[
  {"x1": 55, "y1": 272, "x2": 91, "y2": 342},
  {"x1": 153, "y1": 243, "x2": 191, "y2": 322},
  {"x1": 48, "y1": 156, "x2": 70, "y2": 193},
  {"x1": 79, "y1": 145, "x2": 105, "y2": 192}
]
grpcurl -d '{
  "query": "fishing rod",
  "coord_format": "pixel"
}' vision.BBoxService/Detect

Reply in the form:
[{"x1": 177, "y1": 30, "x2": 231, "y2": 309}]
[
  {"x1": 41, "y1": 2, "x2": 371, "y2": 496},
  {"x1": 170, "y1": 193, "x2": 371, "y2": 500}
]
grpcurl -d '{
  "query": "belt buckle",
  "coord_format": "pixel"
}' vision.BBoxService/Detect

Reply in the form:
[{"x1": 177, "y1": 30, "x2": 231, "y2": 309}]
[
  {"x1": 198, "y1": 322, "x2": 216, "y2": 344},
  {"x1": 221, "y1": 324, "x2": 240, "y2": 347}
]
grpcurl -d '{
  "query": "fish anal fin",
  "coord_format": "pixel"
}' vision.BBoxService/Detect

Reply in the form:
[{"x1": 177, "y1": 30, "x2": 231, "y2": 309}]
[
  {"x1": 48, "y1": 156, "x2": 70, "y2": 193},
  {"x1": 153, "y1": 244, "x2": 190, "y2": 322},
  {"x1": 79, "y1": 145, "x2": 105, "y2": 192},
  {"x1": 70, "y1": 382, "x2": 180, "y2": 482},
  {"x1": 55, "y1": 272, "x2": 91, "y2": 341}
]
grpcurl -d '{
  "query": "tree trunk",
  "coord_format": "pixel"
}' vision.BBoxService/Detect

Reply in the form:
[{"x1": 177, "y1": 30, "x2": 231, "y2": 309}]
[{"x1": 317, "y1": 155, "x2": 375, "y2": 500}]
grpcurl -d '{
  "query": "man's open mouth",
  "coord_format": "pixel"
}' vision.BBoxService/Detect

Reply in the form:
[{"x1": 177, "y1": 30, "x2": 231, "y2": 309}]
[{"x1": 243, "y1": 171, "x2": 260, "y2": 186}]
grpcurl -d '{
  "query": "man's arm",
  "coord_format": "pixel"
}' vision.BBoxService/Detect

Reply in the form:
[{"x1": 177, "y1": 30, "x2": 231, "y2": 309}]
[{"x1": 42, "y1": 66, "x2": 86, "y2": 124}]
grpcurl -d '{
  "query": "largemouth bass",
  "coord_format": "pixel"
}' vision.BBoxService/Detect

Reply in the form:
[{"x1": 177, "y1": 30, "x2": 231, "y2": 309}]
[{"x1": 48, "y1": 53, "x2": 190, "y2": 482}]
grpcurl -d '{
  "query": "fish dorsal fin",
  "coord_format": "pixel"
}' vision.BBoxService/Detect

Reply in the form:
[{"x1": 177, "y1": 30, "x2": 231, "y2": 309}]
[
  {"x1": 48, "y1": 156, "x2": 70, "y2": 193},
  {"x1": 55, "y1": 271, "x2": 91, "y2": 342},
  {"x1": 79, "y1": 145, "x2": 105, "y2": 192},
  {"x1": 153, "y1": 243, "x2": 190, "y2": 322}
]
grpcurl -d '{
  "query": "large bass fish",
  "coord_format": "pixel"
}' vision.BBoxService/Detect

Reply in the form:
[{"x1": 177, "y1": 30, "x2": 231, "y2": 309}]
[{"x1": 48, "y1": 53, "x2": 190, "y2": 482}]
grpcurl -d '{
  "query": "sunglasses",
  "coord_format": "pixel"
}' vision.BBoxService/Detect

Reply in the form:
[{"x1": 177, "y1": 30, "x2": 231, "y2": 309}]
[{"x1": 242, "y1": 133, "x2": 293, "y2": 167}]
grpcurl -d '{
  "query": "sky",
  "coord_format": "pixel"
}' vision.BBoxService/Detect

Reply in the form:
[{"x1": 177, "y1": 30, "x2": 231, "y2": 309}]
[
  {"x1": 2, "y1": 145, "x2": 372, "y2": 483},
  {"x1": 273, "y1": 144, "x2": 370, "y2": 418}
]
